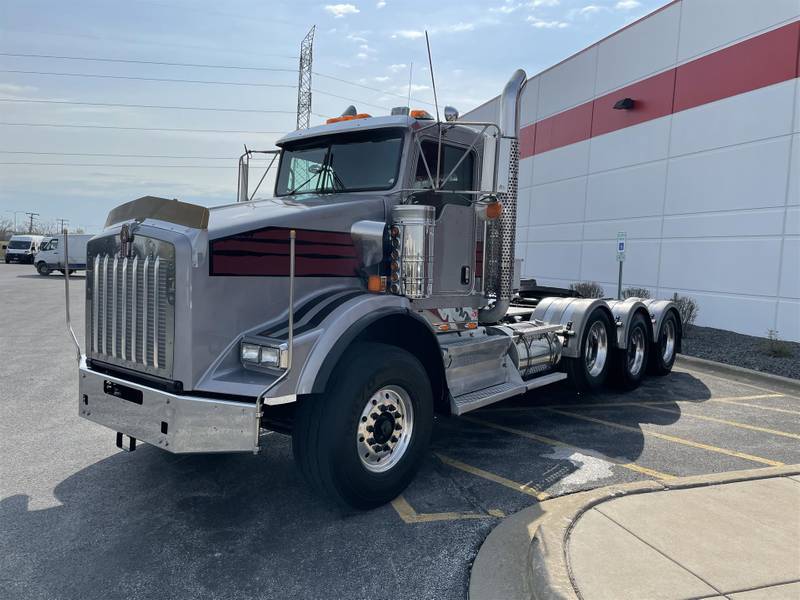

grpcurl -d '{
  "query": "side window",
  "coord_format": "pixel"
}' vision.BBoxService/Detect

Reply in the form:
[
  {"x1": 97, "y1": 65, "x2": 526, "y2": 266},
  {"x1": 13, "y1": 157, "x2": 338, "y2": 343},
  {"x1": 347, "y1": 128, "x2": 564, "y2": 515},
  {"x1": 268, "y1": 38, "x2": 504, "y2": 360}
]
[
  {"x1": 50, "y1": 239, "x2": 58, "y2": 250},
  {"x1": 413, "y1": 141, "x2": 474, "y2": 192},
  {"x1": 279, "y1": 147, "x2": 328, "y2": 194}
]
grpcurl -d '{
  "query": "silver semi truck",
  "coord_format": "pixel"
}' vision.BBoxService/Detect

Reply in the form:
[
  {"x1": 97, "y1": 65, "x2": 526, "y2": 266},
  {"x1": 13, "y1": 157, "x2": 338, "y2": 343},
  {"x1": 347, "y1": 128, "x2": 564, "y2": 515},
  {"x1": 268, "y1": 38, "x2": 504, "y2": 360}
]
[{"x1": 71, "y1": 70, "x2": 682, "y2": 508}]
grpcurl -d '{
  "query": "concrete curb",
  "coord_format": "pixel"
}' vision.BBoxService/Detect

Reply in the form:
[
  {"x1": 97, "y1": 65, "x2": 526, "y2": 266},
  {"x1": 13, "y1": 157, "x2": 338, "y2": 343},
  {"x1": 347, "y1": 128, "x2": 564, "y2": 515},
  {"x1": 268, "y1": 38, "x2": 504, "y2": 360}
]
[
  {"x1": 676, "y1": 354, "x2": 800, "y2": 394},
  {"x1": 468, "y1": 465, "x2": 800, "y2": 600},
  {"x1": 528, "y1": 464, "x2": 800, "y2": 600}
]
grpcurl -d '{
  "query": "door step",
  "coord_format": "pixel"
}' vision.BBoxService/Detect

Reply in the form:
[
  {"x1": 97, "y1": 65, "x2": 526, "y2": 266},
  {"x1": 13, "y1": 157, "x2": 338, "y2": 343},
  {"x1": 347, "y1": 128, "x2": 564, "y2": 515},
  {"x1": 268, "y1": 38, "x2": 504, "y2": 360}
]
[{"x1": 450, "y1": 371, "x2": 568, "y2": 415}]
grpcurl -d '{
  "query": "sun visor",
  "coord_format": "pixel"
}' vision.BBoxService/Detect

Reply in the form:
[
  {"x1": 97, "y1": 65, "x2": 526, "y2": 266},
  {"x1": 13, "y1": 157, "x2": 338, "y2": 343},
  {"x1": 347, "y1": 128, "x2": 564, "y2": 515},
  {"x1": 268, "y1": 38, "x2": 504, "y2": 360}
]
[{"x1": 105, "y1": 196, "x2": 210, "y2": 229}]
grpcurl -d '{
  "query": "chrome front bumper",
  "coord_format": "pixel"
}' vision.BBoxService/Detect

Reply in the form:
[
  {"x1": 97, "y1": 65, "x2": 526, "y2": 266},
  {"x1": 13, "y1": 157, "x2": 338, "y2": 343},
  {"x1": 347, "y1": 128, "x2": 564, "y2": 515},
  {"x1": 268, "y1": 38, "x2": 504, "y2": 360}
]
[{"x1": 78, "y1": 358, "x2": 259, "y2": 453}]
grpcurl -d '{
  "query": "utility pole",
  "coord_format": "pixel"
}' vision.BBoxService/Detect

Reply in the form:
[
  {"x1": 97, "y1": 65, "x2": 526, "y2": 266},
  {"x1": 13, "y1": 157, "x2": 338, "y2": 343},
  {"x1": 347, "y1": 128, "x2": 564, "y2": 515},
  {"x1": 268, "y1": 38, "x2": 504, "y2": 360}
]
[
  {"x1": 25, "y1": 212, "x2": 39, "y2": 233},
  {"x1": 57, "y1": 218, "x2": 69, "y2": 233},
  {"x1": 296, "y1": 25, "x2": 315, "y2": 130},
  {"x1": 5, "y1": 210, "x2": 24, "y2": 233}
]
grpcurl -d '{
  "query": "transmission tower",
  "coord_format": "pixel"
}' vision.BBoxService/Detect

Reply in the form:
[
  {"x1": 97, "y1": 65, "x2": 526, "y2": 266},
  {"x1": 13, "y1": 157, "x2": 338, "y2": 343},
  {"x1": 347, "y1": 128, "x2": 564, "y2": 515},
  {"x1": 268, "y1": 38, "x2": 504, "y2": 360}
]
[{"x1": 296, "y1": 25, "x2": 315, "y2": 130}]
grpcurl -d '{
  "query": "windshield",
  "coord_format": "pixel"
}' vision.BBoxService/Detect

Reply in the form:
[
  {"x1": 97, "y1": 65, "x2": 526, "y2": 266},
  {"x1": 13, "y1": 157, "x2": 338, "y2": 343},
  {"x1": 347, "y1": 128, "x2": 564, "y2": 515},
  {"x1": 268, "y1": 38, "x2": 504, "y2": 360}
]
[
  {"x1": 275, "y1": 128, "x2": 404, "y2": 196},
  {"x1": 8, "y1": 240, "x2": 32, "y2": 250},
  {"x1": 42, "y1": 239, "x2": 57, "y2": 250}
]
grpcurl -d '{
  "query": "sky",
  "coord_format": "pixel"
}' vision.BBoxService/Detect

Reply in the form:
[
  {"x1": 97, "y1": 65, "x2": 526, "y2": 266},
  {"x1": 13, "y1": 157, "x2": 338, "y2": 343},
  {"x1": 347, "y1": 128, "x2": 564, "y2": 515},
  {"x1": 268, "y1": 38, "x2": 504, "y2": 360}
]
[{"x1": 0, "y1": 0, "x2": 670, "y2": 233}]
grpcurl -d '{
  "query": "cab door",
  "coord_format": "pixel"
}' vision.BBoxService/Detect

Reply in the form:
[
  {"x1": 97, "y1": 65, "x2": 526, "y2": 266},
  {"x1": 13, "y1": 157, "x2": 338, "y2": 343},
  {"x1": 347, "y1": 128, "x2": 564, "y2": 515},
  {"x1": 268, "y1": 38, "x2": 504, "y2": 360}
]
[{"x1": 409, "y1": 140, "x2": 478, "y2": 296}]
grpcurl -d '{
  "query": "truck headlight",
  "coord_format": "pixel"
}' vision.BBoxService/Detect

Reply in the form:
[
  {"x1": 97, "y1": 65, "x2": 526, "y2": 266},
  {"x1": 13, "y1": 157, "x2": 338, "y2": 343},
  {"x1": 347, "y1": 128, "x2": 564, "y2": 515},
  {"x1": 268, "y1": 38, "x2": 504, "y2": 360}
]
[
  {"x1": 240, "y1": 340, "x2": 287, "y2": 369},
  {"x1": 241, "y1": 343, "x2": 261, "y2": 363}
]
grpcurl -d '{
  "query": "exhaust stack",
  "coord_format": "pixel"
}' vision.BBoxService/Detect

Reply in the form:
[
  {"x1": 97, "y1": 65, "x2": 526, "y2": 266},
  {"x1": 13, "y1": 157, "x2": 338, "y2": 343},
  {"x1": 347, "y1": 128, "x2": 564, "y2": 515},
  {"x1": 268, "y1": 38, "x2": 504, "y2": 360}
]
[{"x1": 480, "y1": 69, "x2": 527, "y2": 324}]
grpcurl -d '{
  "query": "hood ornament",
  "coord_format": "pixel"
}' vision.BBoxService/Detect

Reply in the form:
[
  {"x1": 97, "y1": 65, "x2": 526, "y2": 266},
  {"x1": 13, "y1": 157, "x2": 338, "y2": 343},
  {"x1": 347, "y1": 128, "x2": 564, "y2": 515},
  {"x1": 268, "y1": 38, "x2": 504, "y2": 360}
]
[{"x1": 119, "y1": 223, "x2": 136, "y2": 258}]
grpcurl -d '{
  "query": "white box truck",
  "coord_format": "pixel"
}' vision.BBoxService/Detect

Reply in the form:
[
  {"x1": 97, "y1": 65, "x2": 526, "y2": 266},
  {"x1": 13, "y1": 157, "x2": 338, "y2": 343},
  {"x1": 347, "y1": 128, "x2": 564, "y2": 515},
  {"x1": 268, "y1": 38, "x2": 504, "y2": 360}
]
[{"x1": 34, "y1": 233, "x2": 92, "y2": 276}]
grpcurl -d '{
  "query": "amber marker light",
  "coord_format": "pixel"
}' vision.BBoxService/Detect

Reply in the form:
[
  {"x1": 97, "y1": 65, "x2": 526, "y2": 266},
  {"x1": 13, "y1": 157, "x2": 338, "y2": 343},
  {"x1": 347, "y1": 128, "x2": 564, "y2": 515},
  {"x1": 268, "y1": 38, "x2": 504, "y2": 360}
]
[
  {"x1": 367, "y1": 275, "x2": 385, "y2": 292},
  {"x1": 486, "y1": 202, "x2": 503, "y2": 220}
]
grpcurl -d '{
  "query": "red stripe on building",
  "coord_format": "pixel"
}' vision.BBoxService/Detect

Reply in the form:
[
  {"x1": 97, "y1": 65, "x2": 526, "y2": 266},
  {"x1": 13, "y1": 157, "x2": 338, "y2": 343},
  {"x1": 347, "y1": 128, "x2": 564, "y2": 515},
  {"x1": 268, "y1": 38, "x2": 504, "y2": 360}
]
[
  {"x1": 534, "y1": 102, "x2": 593, "y2": 155},
  {"x1": 519, "y1": 20, "x2": 800, "y2": 160},
  {"x1": 674, "y1": 21, "x2": 800, "y2": 112},
  {"x1": 592, "y1": 68, "x2": 676, "y2": 137}
]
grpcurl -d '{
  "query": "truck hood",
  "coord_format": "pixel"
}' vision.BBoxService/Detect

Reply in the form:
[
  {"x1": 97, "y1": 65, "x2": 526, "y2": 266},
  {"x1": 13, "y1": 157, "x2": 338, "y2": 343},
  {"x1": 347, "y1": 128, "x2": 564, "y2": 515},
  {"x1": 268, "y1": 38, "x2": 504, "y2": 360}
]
[{"x1": 207, "y1": 193, "x2": 387, "y2": 240}]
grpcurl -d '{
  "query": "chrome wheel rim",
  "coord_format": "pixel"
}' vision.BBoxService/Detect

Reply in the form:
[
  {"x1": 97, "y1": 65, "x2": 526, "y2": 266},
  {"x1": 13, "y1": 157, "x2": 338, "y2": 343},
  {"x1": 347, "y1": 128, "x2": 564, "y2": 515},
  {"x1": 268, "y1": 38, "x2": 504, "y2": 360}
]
[
  {"x1": 662, "y1": 319, "x2": 676, "y2": 363},
  {"x1": 627, "y1": 327, "x2": 646, "y2": 377},
  {"x1": 585, "y1": 321, "x2": 608, "y2": 378},
  {"x1": 357, "y1": 385, "x2": 414, "y2": 473}
]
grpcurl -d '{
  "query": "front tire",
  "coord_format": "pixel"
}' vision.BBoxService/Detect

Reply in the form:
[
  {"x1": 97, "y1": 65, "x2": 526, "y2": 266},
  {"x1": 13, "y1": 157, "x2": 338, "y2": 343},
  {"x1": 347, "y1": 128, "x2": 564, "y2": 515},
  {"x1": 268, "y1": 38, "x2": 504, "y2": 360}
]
[
  {"x1": 564, "y1": 310, "x2": 612, "y2": 392},
  {"x1": 611, "y1": 313, "x2": 650, "y2": 390},
  {"x1": 292, "y1": 342, "x2": 434, "y2": 509},
  {"x1": 36, "y1": 262, "x2": 51, "y2": 276}
]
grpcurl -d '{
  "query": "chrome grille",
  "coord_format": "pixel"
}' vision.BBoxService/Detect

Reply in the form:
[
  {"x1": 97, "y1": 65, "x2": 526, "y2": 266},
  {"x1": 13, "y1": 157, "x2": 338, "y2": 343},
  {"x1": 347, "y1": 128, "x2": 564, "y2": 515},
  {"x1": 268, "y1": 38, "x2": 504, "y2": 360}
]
[{"x1": 86, "y1": 234, "x2": 175, "y2": 378}]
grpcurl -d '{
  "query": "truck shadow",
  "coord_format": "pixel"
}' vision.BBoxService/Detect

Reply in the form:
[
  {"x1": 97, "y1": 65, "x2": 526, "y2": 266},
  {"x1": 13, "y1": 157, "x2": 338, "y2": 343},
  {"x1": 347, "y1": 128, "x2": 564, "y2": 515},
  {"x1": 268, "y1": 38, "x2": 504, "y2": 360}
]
[
  {"x1": 428, "y1": 370, "x2": 711, "y2": 500},
  {"x1": 16, "y1": 273, "x2": 87, "y2": 279}
]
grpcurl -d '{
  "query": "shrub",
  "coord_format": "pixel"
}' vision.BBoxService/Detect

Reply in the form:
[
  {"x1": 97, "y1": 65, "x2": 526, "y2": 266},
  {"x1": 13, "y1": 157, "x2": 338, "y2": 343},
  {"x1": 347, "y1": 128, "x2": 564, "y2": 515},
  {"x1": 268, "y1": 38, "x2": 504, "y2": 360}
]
[
  {"x1": 671, "y1": 293, "x2": 699, "y2": 335},
  {"x1": 623, "y1": 287, "x2": 652, "y2": 299},
  {"x1": 569, "y1": 281, "x2": 605, "y2": 298},
  {"x1": 762, "y1": 330, "x2": 794, "y2": 358}
]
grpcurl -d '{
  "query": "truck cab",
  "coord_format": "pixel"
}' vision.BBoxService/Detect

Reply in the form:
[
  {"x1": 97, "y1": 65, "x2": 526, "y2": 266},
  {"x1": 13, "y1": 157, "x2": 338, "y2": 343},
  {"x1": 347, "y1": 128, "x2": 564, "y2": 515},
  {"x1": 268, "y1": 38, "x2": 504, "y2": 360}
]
[{"x1": 73, "y1": 70, "x2": 682, "y2": 509}]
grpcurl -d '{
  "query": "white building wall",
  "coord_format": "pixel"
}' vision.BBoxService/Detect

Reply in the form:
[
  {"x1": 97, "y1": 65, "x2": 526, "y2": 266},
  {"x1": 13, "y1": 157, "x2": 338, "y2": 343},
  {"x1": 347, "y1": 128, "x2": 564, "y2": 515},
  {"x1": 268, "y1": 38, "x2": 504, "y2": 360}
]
[{"x1": 464, "y1": 0, "x2": 800, "y2": 341}]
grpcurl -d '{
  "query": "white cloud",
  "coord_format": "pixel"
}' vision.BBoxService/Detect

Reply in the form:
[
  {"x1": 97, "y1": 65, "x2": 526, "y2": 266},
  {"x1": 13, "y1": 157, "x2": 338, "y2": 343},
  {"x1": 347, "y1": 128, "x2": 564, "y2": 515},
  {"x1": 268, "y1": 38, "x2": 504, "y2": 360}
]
[
  {"x1": 0, "y1": 83, "x2": 38, "y2": 96},
  {"x1": 527, "y1": 16, "x2": 568, "y2": 28},
  {"x1": 346, "y1": 33, "x2": 368, "y2": 43},
  {"x1": 389, "y1": 63, "x2": 407, "y2": 72},
  {"x1": 441, "y1": 22, "x2": 475, "y2": 33},
  {"x1": 529, "y1": 0, "x2": 560, "y2": 6},
  {"x1": 324, "y1": 3, "x2": 360, "y2": 18},
  {"x1": 614, "y1": 0, "x2": 640, "y2": 9},
  {"x1": 394, "y1": 29, "x2": 424, "y2": 39},
  {"x1": 356, "y1": 52, "x2": 368, "y2": 59},
  {"x1": 374, "y1": 76, "x2": 390, "y2": 82},
  {"x1": 571, "y1": 4, "x2": 607, "y2": 18},
  {"x1": 376, "y1": 0, "x2": 386, "y2": 7}
]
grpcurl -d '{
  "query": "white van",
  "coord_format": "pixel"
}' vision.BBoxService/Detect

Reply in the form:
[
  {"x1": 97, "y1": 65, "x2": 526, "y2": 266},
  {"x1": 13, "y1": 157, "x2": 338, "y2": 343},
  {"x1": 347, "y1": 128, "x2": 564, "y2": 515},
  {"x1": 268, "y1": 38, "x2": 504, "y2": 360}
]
[
  {"x1": 5, "y1": 235, "x2": 45, "y2": 264},
  {"x1": 34, "y1": 233, "x2": 93, "y2": 275}
]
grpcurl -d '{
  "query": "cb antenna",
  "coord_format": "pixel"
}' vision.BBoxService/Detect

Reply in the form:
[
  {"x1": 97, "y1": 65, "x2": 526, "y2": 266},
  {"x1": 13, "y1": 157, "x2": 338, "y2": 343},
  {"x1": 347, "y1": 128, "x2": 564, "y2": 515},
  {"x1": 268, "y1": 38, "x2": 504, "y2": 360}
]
[
  {"x1": 424, "y1": 31, "x2": 442, "y2": 187},
  {"x1": 406, "y1": 61, "x2": 413, "y2": 108},
  {"x1": 424, "y1": 31, "x2": 440, "y2": 122}
]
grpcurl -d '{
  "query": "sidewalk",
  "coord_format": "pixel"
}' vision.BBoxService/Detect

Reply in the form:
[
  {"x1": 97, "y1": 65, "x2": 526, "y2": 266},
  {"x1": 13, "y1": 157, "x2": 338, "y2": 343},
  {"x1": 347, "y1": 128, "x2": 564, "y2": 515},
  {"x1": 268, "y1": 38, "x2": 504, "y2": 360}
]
[{"x1": 469, "y1": 466, "x2": 800, "y2": 600}]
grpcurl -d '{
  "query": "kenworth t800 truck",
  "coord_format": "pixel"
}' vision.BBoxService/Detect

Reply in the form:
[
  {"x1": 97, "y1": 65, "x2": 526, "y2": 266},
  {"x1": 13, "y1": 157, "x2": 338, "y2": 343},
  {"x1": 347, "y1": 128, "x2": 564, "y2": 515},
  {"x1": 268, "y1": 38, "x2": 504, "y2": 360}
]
[{"x1": 70, "y1": 70, "x2": 682, "y2": 508}]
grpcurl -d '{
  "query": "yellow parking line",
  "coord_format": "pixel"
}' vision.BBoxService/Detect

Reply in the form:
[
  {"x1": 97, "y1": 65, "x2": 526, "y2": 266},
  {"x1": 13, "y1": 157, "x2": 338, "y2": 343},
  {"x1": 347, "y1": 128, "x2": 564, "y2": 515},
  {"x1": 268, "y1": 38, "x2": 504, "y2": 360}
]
[
  {"x1": 677, "y1": 366, "x2": 800, "y2": 400},
  {"x1": 464, "y1": 416, "x2": 674, "y2": 480},
  {"x1": 435, "y1": 453, "x2": 551, "y2": 501},
  {"x1": 625, "y1": 402, "x2": 800, "y2": 441},
  {"x1": 709, "y1": 397, "x2": 800, "y2": 416},
  {"x1": 390, "y1": 495, "x2": 496, "y2": 524},
  {"x1": 544, "y1": 408, "x2": 784, "y2": 467}
]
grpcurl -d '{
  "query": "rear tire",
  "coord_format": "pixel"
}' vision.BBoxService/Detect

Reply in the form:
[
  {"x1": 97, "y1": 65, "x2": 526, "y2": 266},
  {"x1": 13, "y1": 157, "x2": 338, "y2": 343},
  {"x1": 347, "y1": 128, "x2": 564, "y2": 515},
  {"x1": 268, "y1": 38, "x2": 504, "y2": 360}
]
[
  {"x1": 36, "y1": 262, "x2": 51, "y2": 276},
  {"x1": 648, "y1": 312, "x2": 679, "y2": 375},
  {"x1": 611, "y1": 313, "x2": 650, "y2": 390},
  {"x1": 292, "y1": 342, "x2": 434, "y2": 510},
  {"x1": 564, "y1": 310, "x2": 612, "y2": 392}
]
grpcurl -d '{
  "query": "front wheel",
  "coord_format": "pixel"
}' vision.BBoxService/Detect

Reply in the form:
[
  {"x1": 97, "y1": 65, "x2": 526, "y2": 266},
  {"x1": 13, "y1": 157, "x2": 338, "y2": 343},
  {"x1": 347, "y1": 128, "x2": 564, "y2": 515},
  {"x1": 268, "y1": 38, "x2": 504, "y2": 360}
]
[
  {"x1": 36, "y1": 262, "x2": 51, "y2": 276},
  {"x1": 292, "y1": 342, "x2": 434, "y2": 509},
  {"x1": 564, "y1": 310, "x2": 612, "y2": 392}
]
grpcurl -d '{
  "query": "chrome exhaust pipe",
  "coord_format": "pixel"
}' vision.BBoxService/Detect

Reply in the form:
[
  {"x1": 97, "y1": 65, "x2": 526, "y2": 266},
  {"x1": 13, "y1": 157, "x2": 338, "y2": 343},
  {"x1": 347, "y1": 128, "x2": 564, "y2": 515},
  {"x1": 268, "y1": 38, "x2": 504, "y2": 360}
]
[{"x1": 480, "y1": 69, "x2": 527, "y2": 324}]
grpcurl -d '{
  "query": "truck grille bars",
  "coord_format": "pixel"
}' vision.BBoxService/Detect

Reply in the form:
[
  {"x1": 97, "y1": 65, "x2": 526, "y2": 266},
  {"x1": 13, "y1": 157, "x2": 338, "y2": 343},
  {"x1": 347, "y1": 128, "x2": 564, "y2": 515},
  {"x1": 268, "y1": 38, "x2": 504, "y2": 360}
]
[{"x1": 86, "y1": 235, "x2": 175, "y2": 379}]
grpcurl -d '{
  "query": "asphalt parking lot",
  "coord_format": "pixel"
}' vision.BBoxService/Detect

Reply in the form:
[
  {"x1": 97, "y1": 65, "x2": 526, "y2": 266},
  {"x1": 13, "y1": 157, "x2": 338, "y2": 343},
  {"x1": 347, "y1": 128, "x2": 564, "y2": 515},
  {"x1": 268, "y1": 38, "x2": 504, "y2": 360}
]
[{"x1": 2, "y1": 262, "x2": 799, "y2": 600}]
